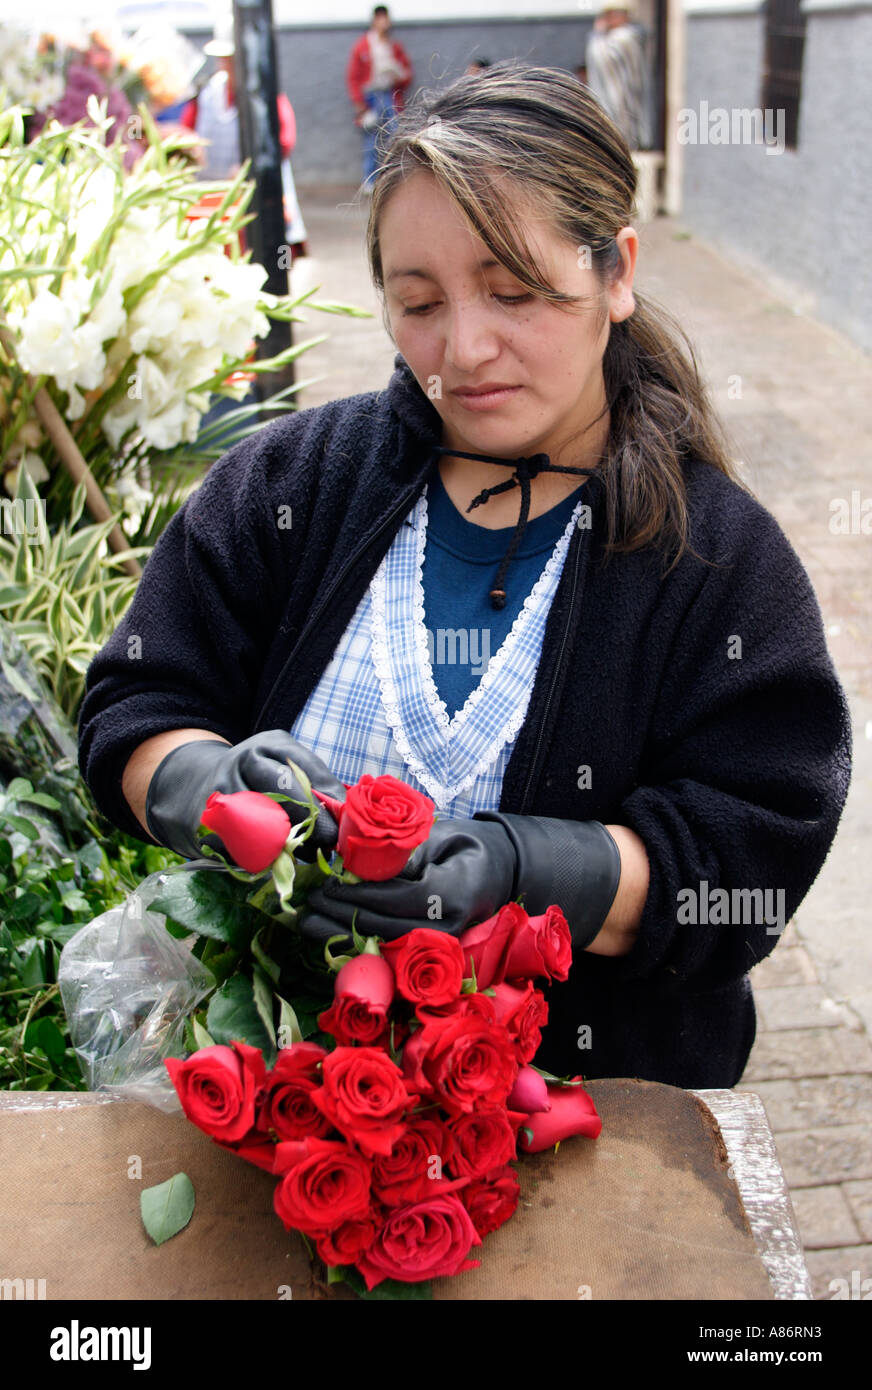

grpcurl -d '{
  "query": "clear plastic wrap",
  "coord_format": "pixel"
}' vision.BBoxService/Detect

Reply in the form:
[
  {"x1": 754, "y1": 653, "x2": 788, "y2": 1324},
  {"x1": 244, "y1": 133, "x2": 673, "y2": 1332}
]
[{"x1": 58, "y1": 867, "x2": 214, "y2": 1112}]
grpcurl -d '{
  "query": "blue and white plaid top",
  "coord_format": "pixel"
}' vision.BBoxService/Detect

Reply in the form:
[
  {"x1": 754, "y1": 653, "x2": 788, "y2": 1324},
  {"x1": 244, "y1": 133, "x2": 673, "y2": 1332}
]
[{"x1": 290, "y1": 483, "x2": 587, "y2": 816}]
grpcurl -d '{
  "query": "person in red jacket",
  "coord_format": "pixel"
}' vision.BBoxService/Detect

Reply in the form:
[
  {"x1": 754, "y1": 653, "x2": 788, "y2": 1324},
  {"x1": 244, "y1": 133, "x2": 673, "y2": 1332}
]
[
  {"x1": 347, "y1": 5, "x2": 412, "y2": 190},
  {"x1": 182, "y1": 23, "x2": 307, "y2": 257}
]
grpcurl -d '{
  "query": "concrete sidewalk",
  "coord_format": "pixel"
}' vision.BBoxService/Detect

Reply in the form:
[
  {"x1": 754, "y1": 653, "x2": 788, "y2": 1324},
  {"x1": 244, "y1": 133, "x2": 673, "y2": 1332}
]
[{"x1": 289, "y1": 188, "x2": 872, "y2": 1298}]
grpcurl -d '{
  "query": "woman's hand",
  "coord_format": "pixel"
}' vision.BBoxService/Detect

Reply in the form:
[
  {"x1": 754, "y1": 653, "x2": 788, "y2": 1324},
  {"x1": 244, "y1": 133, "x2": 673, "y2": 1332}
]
[
  {"x1": 299, "y1": 816, "x2": 517, "y2": 945},
  {"x1": 298, "y1": 812, "x2": 646, "y2": 956},
  {"x1": 141, "y1": 730, "x2": 347, "y2": 862}
]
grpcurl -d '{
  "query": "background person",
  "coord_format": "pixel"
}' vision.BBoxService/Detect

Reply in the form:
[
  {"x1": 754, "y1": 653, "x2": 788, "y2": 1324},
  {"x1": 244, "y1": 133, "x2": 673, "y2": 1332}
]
[
  {"x1": 585, "y1": 2, "x2": 654, "y2": 151},
  {"x1": 347, "y1": 4, "x2": 412, "y2": 190},
  {"x1": 182, "y1": 18, "x2": 307, "y2": 257}
]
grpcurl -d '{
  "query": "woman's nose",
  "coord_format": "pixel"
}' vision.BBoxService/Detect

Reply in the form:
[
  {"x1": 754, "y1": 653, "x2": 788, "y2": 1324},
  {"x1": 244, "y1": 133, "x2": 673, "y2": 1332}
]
[{"x1": 442, "y1": 301, "x2": 502, "y2": 374}]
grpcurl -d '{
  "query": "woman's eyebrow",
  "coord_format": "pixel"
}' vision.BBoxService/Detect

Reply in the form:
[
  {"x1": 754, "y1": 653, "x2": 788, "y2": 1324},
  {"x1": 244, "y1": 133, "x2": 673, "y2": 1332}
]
[{"x1": 385, "y1": 257, "x2": 502, "y2": 284}]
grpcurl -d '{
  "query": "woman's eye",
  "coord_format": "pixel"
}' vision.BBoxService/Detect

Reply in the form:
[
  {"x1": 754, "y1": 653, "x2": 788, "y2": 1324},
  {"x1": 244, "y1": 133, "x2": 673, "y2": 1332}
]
[{"x1": 402, "y1": 293, "x2": 532, "y2": 316}]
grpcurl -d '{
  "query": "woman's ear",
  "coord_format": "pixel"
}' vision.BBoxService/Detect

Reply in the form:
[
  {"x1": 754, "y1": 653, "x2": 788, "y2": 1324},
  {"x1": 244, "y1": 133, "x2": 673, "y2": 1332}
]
[{"x1": 608, "y1": 226, "x2": 638, "y2": 324}]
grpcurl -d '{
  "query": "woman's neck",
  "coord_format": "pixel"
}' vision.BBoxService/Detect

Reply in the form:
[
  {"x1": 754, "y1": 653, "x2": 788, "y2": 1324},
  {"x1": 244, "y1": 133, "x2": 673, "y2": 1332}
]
[{"x1": 436, "y1": 421, "x2": 608, "y2": 531}]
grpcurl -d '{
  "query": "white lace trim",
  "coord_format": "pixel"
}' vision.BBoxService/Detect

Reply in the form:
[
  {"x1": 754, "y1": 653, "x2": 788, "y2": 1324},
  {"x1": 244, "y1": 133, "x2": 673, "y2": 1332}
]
[{"x1": 369, "y1": 483, "x2": 586, "y2": 807}]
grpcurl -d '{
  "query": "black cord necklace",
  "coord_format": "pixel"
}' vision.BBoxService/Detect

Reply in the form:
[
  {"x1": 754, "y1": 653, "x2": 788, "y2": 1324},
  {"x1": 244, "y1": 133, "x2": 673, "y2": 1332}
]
[{"x1": 431, "y1": 445, "x2": 600, "y2": 610}]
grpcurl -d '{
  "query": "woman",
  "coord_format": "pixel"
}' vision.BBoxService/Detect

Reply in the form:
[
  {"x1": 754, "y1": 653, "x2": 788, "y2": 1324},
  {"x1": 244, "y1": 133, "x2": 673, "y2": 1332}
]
[{"x1": 78, "y1": 64, "x2": 851, "y2": 1090}]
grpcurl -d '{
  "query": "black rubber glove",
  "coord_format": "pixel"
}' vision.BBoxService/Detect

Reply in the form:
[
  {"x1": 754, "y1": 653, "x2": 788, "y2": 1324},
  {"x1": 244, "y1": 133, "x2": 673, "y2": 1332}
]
[
  {"x1": 299, "y1": 811, "x2": 622, "y2": 948},
  {"x1": 144, "y1": 730, "x2": 347, "y2": 863}
]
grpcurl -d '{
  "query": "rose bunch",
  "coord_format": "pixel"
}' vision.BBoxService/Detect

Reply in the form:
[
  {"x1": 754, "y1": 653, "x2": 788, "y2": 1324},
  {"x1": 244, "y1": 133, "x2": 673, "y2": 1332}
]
[
  {"x1": 166, "y1": 912, "x2": 601, "y2": 1292},
  {"x1": 158, "y1": 771, "x2": 602, "y2": 1293}
]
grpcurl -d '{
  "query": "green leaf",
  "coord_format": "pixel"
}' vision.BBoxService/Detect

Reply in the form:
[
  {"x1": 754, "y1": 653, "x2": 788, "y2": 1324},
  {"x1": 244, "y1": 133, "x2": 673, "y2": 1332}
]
[
  {"x1": 192, "y1": 1018, "x2": 215, "y2": 1050},
  {"x1": 2, "y1": 812, "x2": 40, "y2": 841},
  {"x1": 323, "y1": 935, "x2": 354, "y2": 973},
  {"x1": 340, "y1": 1266, "x2": 433, "y2": 1301},
  {"x1": 206, "y1": 974, "x2": 273, "y2": 1053},
  {"x1": 276, "y1": 994, "x2": 303, "y2": 1047},
  {"x1": 250, "y1": 925, "x2": 280, "y2": 983},
  {"x1": 150, "y1": 871, "x2": 252, "y2": 949},
  {"x1": 20, "y1": 941, "x2": 48, "y2": 987},
  {"x1": 140, "y1": 1173, "x2": 195, "y2": 1247},
  {"x1": 20, "y1": 790, "x2": 63, "y2": 811},
  {"x1": 270, "y1": 845, "x2": 296, "y2": 912},
  {"x1": 461, "y1": 957, "x2": 478, "y2": 994},
  {"x1": 5, "y1": 777, "x2": 34, "y2": 799},
  {"x1": 23, "y1": 1017, "x2": 67, "y2": 1066},
  {"x1": 252, "y1": 964, "x2": 278, "y2": 1065}
]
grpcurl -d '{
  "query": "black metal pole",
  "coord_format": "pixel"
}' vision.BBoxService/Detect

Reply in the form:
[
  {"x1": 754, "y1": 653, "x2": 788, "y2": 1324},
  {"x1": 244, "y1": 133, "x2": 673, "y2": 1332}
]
[{"x1": 231, "y1": 0, "x2": 294, "y2": 399}]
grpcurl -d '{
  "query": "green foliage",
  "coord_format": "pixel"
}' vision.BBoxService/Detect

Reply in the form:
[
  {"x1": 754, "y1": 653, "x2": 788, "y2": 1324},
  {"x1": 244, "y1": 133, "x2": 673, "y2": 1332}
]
[
  {"x1": 0, "y1": 470, "x2": 147, "y2": 722},
  {"x1": 0, "y1": 775, "x2": 181, "y2": 1091},
  {"x1": 140, "y1": 1173, "x2": 195, "y2": 1247}
]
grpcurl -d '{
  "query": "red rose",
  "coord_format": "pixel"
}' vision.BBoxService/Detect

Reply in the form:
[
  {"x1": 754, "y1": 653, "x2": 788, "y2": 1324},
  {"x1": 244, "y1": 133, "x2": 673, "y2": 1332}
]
[
  {"x1": 491, "y1": 980, "x2": 549, "y2": 1065},
  {"x1": 257, "y1": 1041, "x2": 332, "y2": 1142},
  {"x1": 220, "y1": 1132, "x2": 279, "y2": 1173},
  {"x1": 507, "y1": 1064, "x2": 551, "y2": 1114},
  {"x1": 199, "y1": 790, "x2": 291, "y2": 873},
  {"x1": 273, "y1": 1136, "x2": 373, "y2": 1236},
  {"x1": 517, "y1": 1080, "x2": 603, "y2": 1153},
  {"x1": 461, "y1": 1165, "x2": 520, "y2": 1238},
  {"x1": 504, "y1": 905, "x2": 572, "y2": 983},
  {"x1": 381, "y1": 929, "x2": 465, "y2": 1008},
  {"x1": 316, "y1": 1218, "x2": 378, "y2": 1268},
  {"x1": 459, "y1": 902, "x2": 527, "y2": 990},
  {"x1": 313, "y1": 1046, "x2": 417, "y2": 1156},
  {"x1": 415, "y1": 992, "x2": 497, "y2": 1026},
  {"x1": 402, "y1": 1014, "x2": 518, "y2": 1115},
  {"x1": 314, "y1": 774, "x2": 434, "y2": 880},
  {"x1": 446, "y1": 1107, "x2": 518, "y2": 1179},
  {"x1": 355, "y1": 1195, "x2": 482, "y2": 1289},
  {"x1": 319, "y1": 953, "x2": 395, "y2": 1046},
  {"x1": 372, "y1": 1116, "x2": 456, "y2": 1207},
  {"x1": 165, "y1": 1040, "x2": 266, "y2": 1143}
]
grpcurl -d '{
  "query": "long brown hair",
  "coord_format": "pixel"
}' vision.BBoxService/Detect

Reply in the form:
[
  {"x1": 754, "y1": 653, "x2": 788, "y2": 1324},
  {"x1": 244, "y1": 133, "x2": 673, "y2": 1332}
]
[{"x1": 366, "y1": 61, "x2": 746, "y2": 571}]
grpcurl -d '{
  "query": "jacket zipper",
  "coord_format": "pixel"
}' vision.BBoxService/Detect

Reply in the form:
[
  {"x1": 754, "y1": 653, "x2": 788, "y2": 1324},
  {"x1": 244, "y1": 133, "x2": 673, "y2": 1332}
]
[
  {"x1": 253, "y1": 478, "x2": 427, "y2": 732},
  {"x1": 516, "y1": 523, "x2": 586, "y2": 814}
]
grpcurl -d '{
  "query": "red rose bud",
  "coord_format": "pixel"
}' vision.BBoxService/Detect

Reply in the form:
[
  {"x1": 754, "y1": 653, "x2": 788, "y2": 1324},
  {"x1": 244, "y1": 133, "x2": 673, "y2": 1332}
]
[
  {"x1": 328, "y1": 774, "x2": 435, "y2": 881},
  {"x1": 335, "y1": 952, "x2": 395, "y2": 1011},
  {"x1": 504, "y1": 905, "x2": 572, "y2": 983},
  {"x1": 402, "y1": 1013, "x2": 518, "y2": 1116},
  {"x1": 316, "y1": 1218, "x2": 378, "y2": 1268},
  {"x1": 165, "y1": 1041, "x2": 267, "y2": 1144},
  {"x1": 459, "y1": 902, "x2": 528, "y2": 990},
  {"x1": 257, "y1": 1042, "x2": 332, "y2": 1142},
  {"x1": 491, "y1": 980, "x2": 549, "y2": 1065},
  {"x1": 517, "y1": 1080, "x2": 603, "y2": 1153},
  {"x1": 272, "y1": 1137, "x2": 373, "y2": 1236},
  {"x1": 446, "y1": 1107, "x2": 518, "y2": 1179},
  {"x1": 461, "y1": 1165, "x2": 520, "y2": 1238},
  {"x1": 356, "y1": 1195, "x2": 482, "y2": 1290},
  {"x1": 381, "y1": 929, "x2": 465, "y2": 1008},
  {"x1": 219, "y1": 1132, "x2": 280, "y2": 1173},
  {"x1": 319, "y1": 953, "x2": 396, "y2": 1046},
  {"x1": 200, "y1": 790, "x2": 291, "y2": 873},
  {"x1": 372, "y1": 1116, "x2": 456, "y2": 1206},
  {"x1": 313, "y1": 1046, "x2": 418, "y2": 1156},
  {"x1": 507, "y1": 1065, "x2": 551, "y2": 1115}
]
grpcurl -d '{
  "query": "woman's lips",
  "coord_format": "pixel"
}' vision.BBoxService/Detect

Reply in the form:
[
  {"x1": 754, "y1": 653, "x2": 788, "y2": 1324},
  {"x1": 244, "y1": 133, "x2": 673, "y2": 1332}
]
[{"x1": 451, "y1": 385, "x2": 523, "y2": 411}]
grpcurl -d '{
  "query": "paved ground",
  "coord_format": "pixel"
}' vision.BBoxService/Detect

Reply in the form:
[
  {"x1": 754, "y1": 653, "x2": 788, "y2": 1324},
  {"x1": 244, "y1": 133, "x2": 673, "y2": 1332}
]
[{"x1": 289, "y1": 186, "x2": 872, "y2": 1299}]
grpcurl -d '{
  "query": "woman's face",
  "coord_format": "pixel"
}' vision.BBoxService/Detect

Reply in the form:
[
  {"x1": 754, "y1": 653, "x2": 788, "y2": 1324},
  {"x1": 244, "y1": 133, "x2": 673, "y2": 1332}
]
[{"x1": 378, "y1": 170, "x2": 637, "y2": 466}]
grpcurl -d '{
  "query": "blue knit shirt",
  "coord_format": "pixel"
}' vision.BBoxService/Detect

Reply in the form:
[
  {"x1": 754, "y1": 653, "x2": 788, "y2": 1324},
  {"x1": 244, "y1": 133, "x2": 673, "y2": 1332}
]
[{"x1": 422, "y1": 468, "x2": 588, "y2": 717}]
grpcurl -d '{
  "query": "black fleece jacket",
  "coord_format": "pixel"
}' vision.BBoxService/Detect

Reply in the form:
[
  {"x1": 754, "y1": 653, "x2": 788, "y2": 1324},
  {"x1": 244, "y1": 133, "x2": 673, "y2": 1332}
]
[{"x1": 78, "y1": 353, "x2": 852, "y2": 1089}]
